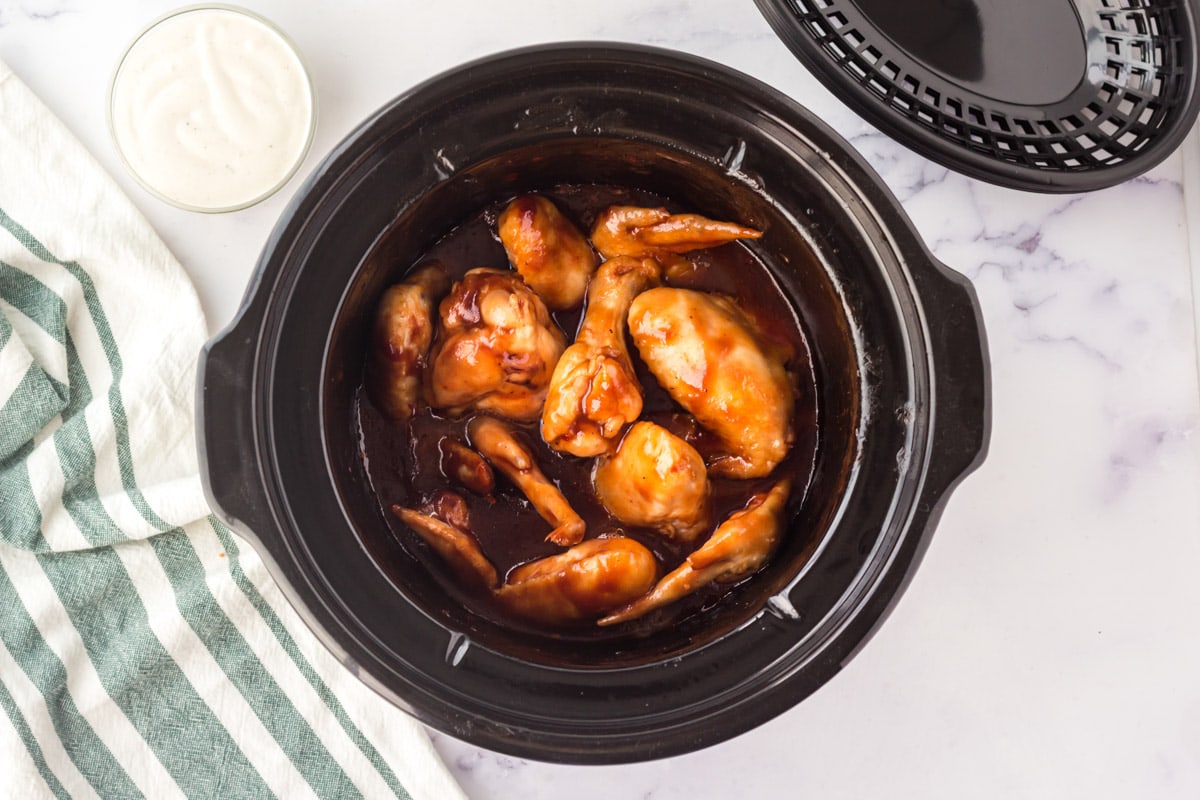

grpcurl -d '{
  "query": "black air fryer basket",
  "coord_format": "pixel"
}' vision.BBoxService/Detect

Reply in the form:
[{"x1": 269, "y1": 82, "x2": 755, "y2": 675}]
[{"x1": 755, "y1": 0, "x2": 1200, "y2": 192}]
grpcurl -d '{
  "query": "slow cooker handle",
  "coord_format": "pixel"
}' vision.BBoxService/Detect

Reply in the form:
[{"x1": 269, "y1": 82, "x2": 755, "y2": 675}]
[
  {"x1": 196, "y1": 321, "x2": 273, "y2": 550},
  {"x1": 911, "y1": 255, "x2": 991, "y2": 502}
]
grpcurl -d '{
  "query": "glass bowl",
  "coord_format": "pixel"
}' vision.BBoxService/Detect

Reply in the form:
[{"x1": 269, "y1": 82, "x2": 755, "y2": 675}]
[{"x1": 107, "y1": 4, "x2": 317, "y2": 213}]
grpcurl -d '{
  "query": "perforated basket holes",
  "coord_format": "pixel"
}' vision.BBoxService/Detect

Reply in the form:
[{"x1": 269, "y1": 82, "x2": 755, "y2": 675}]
[{"x1": 788, "y1": 0, "x2": 1193, "y2": 171}]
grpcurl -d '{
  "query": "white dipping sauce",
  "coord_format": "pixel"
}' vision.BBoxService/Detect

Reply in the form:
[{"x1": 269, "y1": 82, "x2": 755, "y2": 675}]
[{"x1": 110, "y1": 6, "x2": 315, "y2": 212}]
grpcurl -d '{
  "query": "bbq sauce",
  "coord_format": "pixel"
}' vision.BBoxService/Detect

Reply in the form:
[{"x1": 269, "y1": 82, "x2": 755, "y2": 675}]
[{"x1": 355, "y1": 184, "x2": 819, "y2": 636}]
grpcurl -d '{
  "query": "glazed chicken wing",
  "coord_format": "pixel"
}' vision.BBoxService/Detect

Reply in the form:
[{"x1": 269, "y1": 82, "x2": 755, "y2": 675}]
[
  {"x1": 468, "y1": 415, "x2": 585, "y2": 546},
  {"x1": 395, "y1": 500, "x2": 655, "y2": 624},
  {"x1": 593, "y1": 421, "x2": 710, "y2": 542},
  {"x1": 541, "y1": 257, "x2": 660, "y2": 457},
  {"x1": 497, "y1": 537, "x2": 658, "y2": 625},
  {"x1": 392, "y1": 498, "x2": 499, "y2": 590},
  {"x1": 599, "y1": 479, "x2": 791, "y2": 625},
  {"x1": 498, "y1": 194, "x2": 598, "y2": 310},
  {"x1": 368, "y1": 262, "x2": 451, "y2": 420},
  {"x1": 590, "y1": 205, "x2": 762, "y2": 261},
  {"x1": 427, "y1": 268, "x2": 566, "y2": 421},
  {"x1": 628, "y1": 287, "x2": 794, "y2": 479}
]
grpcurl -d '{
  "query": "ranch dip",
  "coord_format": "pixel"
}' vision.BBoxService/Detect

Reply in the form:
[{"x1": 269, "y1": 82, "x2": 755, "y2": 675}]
[{"x1": 109, "y1": 6, "x2": 315, "y2": 212}]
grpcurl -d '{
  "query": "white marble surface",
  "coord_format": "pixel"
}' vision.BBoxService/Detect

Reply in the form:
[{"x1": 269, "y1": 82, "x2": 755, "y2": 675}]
[{"x1": 3, "y1": 1, "x2": 1199, "y2": 797}]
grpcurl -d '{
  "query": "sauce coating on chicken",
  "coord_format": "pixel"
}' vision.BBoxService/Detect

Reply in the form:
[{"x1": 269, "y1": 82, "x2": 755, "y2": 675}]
[
  {"x1": 498, "y1": 194, "x2": 598, "y2": 310},
  {"x1": 426, "y1": 268, "x2": 566, "y2": 421},
  {"x1": 541, "y1": 256, "x2": 661, "y2": 457},
  {"x1": 367, "y1": 262, "x2": 450, "y2": 420},
  {"x1": 629, "y1": 287, "x2": 795, "y2": 479},
  {"x1": 357, "y1": 184, "x2": 818, "y2": 636},
  {"x1": 593, "y1": 421, "x2": 711, "y2": 542}
]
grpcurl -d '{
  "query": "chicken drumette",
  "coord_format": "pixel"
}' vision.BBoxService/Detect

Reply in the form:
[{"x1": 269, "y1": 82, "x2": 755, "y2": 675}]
[
  {"x1": 367, "y1": 262, "x2": 450, "y2": 420},
  {"x1": 426, "y1": 268, "x2": 566, "y2": 422},
  {"x1": 541, "y1": 256, "x2": 660, "y2": 457},
  {"x1": 498, "y1": 194, "x2": 598, "y2": 310},
  {"x1": 592, "y1": 421, "x2": 710, "y2": 542}
]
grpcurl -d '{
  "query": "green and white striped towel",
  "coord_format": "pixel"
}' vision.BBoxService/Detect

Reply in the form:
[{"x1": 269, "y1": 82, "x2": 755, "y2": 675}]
[{"x1": 0, "y1": 61, "x2": 467, "y2": 799}]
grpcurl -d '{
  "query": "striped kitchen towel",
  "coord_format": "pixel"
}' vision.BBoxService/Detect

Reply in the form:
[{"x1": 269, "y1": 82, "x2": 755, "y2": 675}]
[{"x1": 0, "y1": 61, "x2": 466, "y2": 799}]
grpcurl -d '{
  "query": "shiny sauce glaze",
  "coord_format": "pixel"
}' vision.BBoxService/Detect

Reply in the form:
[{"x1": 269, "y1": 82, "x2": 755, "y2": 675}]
[{"x1": 355, "y1": 184, "x2": 819, "y2": 634}]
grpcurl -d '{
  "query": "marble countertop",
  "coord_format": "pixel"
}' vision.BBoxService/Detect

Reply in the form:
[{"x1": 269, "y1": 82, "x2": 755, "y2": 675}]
[{"x1": 3, "y1": 1, "x2": 1198, "y2": 797}]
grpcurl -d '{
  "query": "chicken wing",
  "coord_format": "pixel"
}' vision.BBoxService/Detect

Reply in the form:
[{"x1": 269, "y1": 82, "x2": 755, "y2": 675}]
[
  {"x1": 541, "y1": 257, "x2": 660, "y2": 457},
  {"x1": 394, "y1": 502, "x2": 655, "y2": 625},
  {"x1": 368, "y1": 262, "x2": 451, "y2": 420},
  {"x1": 426, "y1": 268, "x2": 566, "y2": 421},
  {"x1": 497, "y1": 537, "x2": 658, "y2": 625},
  {"x1": 628, "y1": 287, "x2": 794, "y2": 479},
  {"x1": 392, "y1": 499, "x2": 499, "y2": 590},
  {"x1": 468, "y1": 415, "x2": 585, "y2": 546},
  {"x1": 598, "y1": 479, "x2": 791, "y2": 625},
  {"x1": 590, "y1": 205, "x2": 762, "y2": 261},
  {"x1": 592, "y1": 421, "x2": 710, "y2": 542},
  {"x1": 498, "y1": 194, "x2": 598, "y2": 310}
]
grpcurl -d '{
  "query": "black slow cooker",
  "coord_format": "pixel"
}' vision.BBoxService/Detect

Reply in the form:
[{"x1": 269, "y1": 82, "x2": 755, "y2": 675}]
[{"x1": 197, "y1": 44, "x2": 990, "y2": 763}]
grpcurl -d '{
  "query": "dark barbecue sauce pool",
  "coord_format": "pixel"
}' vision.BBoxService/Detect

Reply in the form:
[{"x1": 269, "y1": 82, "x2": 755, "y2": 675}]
[{"x1": 355, "y1": 183, "x2": 819, "y2": 638}]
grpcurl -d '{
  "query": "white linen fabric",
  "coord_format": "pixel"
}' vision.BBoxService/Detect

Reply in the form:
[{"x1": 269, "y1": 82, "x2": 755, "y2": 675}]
[{"x1": 0, "y1": 60, "x2": 466, "y2": 800}]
